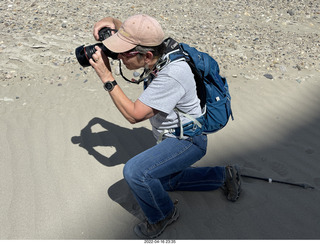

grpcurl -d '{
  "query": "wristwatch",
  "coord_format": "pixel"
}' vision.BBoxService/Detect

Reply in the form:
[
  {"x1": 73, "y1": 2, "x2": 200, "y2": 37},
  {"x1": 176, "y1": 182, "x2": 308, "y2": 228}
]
[{"x1": 103, "y1": 80, "x2": 117, "y2": 92}]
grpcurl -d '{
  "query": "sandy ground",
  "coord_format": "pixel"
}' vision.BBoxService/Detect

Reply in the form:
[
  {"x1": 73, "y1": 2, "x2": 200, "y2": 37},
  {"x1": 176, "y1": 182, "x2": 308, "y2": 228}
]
[{"x1": 1, "y1": 0, "x2": 320, "y2": 240}]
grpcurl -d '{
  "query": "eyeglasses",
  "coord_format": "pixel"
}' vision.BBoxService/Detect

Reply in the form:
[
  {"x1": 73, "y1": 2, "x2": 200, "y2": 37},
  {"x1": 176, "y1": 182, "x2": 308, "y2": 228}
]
[{"x1": 120, "y1": 51, "x2": 140, "y2": 58}]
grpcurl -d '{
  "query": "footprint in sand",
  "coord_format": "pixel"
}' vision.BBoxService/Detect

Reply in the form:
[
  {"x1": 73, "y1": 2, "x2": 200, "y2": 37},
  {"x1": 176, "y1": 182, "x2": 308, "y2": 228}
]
[
  {"x1": 270, "y1": 161, "x2": 288, "y2": 177},
  {"x1": 305, "y1": 148, "x2": 314, "y2": 154}
]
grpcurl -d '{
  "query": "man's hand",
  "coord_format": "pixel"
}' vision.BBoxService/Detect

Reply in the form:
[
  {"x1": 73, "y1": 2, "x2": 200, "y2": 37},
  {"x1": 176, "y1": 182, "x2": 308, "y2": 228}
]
[
  {"x1": 89, "y1": 46, "x2": 115, "y2": 83},
  {"x1": 93, "y1": 17, "x2": 122, "y2": 41}
]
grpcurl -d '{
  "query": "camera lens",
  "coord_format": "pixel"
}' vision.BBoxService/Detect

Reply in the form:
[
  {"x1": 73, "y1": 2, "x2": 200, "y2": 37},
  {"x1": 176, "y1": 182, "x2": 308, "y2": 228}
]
[
  {"x1": 75, "y1": 43, "x2": 118, "y2": 67},
  {"x1": 75, "y1": 43, "x2": 103, "y2": 67},
  {"x1": 75, "y1": 45, "x2": 90, "y2": 67}
]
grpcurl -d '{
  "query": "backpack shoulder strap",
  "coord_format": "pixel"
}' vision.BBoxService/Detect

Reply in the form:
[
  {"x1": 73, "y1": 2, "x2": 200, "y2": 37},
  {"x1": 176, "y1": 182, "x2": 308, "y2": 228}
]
[{"x1": 161, "y1": 38, "x2": 188, "y2": 66}]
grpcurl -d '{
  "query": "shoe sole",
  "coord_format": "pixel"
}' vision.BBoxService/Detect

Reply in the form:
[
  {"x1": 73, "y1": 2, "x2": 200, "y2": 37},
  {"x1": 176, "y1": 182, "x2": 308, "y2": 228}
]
[
  {"x1": 226, "y1": 165, "x2": 242, "y2": 202},
  {"x1": 134, "y1": 207, "x2": 180, "y2": 239}
]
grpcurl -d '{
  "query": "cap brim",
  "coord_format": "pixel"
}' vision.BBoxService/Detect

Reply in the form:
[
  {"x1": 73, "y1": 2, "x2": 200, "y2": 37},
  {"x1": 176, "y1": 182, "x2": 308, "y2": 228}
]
[{"x1": 102, "y1": 32, "x2": 136, "y2": 53}]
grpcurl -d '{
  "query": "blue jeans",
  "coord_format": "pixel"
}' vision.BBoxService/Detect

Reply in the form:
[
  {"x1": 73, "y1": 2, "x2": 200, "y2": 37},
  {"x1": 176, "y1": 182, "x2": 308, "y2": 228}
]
[{"x1": 123, "y1": 134, "x2": 226, "y2": 224}]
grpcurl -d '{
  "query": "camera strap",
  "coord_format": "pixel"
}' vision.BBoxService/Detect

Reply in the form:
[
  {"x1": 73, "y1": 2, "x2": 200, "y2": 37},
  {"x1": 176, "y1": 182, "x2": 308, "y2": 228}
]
[
  {"x1": 118, "y1": 61, "x2": 146, "y2": 84},
  {"x1": 118, "y1": 56, "x2": 169, "y2": 86}
]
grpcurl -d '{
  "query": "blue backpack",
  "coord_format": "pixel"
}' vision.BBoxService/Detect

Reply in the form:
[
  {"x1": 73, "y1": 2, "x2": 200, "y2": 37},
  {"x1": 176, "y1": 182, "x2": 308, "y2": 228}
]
[{"x1": 159, "y1": 38, "x2": 234, "y2": 138}]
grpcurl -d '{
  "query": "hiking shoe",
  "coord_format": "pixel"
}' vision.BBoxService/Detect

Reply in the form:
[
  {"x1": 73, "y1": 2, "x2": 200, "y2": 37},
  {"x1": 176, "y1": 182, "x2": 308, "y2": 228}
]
[
  {"x1": 223, "y1": 165, "x2": 241, "y2": 202},
  {"x1": 134, "y1": 207, "x2": 179, "y2": 239}
]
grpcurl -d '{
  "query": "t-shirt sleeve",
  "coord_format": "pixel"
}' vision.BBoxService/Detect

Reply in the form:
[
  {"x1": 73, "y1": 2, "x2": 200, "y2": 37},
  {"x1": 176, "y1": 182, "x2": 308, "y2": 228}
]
[{"x1": 138, "y1": 72, "x2": 185, "y2": 114}]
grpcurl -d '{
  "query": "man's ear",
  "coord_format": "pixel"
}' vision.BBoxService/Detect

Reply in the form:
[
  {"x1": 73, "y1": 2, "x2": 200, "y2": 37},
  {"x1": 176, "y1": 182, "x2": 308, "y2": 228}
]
[{"x1": 144, "y1": 51, "x2": 154, "y2": 63}]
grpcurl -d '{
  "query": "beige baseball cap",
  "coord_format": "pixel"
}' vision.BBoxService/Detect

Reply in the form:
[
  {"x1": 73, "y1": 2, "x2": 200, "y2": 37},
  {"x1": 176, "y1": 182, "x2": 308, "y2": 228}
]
[{"x1": 103, "y1": 14, "x2": 165, "y2": 53}]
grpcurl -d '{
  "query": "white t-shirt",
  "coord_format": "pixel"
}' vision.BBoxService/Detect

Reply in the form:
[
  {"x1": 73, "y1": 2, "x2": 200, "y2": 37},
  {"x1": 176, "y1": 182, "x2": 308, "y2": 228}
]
[{"x1": 138, "y1": 60, "x2": 202, "y2": 139}]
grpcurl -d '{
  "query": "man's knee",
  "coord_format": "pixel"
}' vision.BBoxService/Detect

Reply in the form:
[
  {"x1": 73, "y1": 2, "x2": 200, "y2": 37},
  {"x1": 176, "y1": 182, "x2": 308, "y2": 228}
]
[
  {"x1": 123, "y1": 158, "x2": 143, "y2": 184},
  {"x1": 123, "y1": 161, "x2": 132, "y2": 181}
]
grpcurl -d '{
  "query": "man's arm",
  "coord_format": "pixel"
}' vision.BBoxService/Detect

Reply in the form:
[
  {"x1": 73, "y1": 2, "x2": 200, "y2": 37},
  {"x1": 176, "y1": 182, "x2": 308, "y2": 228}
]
[
  {"x1": 89, "y1": 46, "x2": 158, "y2": 124},
  {"x1": 108, "y1": 85, "x2": 158, "y2": 124}
]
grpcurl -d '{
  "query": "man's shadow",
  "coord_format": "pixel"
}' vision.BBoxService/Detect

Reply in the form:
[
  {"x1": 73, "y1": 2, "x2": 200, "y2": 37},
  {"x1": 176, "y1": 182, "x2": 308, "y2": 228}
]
[
  {"x1": 71, "y1": 117, "x2": 156, "y2": 220},
  {"x1": 71, "y1": 117, "x2": 156, "y2": 167}
]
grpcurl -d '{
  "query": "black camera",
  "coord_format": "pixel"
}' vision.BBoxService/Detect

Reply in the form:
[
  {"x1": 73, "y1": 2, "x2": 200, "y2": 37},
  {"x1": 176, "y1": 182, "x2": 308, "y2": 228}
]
[{"x1": 75, "y1": 27, "x2": 118, "y2": 67}]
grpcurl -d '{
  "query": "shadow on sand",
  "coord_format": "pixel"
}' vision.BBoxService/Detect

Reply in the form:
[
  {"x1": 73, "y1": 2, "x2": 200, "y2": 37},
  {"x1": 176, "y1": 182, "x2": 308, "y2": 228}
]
[{"x1": 71, "y1": 117, "x2": 156, "y2": 220}]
